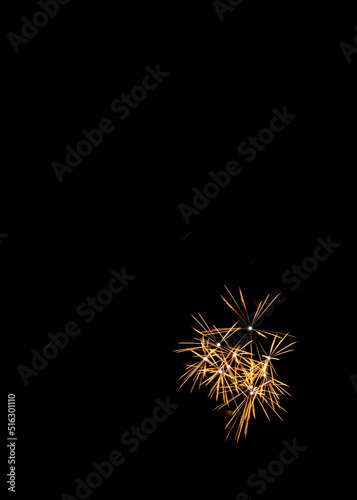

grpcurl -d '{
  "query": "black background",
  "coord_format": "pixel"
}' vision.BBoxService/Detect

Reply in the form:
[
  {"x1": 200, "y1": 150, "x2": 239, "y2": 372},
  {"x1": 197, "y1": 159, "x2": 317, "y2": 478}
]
[{"x1": 3, "y1": 1, "x2": 355, "y2": 500}]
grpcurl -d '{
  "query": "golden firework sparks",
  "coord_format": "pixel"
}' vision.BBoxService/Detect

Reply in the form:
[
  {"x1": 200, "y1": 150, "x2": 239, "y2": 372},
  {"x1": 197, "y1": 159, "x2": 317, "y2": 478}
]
[{"x1": 175, "y1": 287, "x2": 296, "y2": 442}]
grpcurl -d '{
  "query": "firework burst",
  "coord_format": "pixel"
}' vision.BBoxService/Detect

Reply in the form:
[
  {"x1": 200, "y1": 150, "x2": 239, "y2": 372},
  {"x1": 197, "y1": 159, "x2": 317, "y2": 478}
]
[{"x1": 175, "y1": 287, "x2": 296, "y2": 442}]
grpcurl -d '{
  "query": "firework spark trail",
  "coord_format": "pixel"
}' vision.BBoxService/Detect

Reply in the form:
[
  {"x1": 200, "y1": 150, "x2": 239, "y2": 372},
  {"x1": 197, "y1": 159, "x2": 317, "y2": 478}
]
[{"x1": 175, "y1": 287, "x2": 296, "y2": 442}]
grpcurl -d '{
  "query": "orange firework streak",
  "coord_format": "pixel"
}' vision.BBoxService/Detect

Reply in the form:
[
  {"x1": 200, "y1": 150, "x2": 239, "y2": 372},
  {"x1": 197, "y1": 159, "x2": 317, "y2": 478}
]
[{"x1": 175, "y1": 286, "x2": 296, "y2": 442}]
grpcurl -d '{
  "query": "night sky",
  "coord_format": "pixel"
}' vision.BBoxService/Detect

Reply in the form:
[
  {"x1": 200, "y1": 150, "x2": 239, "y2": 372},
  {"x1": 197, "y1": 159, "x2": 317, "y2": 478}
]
[{"x1": 3, "y1": 1, "x2": 355, "y2": 500}]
